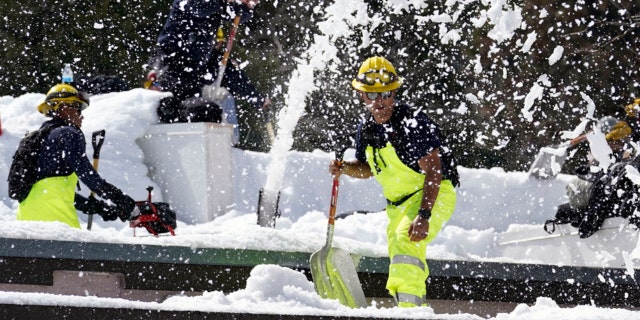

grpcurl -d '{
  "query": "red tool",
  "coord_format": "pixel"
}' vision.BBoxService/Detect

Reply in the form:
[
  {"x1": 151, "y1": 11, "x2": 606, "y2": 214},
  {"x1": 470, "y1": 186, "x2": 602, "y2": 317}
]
[{"x1": 129, "y1": 186, "x2": 176, "y2": 237}]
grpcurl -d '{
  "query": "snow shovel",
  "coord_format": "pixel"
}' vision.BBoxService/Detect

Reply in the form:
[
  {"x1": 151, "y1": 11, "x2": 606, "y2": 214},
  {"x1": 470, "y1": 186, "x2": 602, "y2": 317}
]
[
  {"x1": 529, "y1": 134, "x2": 588, "y2": 179},
  {"x1": 310, "y1": 150, "x2": 367, "y2": 308},
  {"x1": 87, "y1": 129, "x2": 105, "y2": 230},
  {"x1": 202, "y1": 15, "x2": 241, "y2": 106}
]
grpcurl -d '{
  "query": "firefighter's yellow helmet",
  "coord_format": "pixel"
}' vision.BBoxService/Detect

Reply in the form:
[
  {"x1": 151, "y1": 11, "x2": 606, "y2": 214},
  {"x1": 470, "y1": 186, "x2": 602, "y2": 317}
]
[
  {"x1": 351, "y1": 56, "x2": 403, "y2": 93},
  {"x1": 37, "y1": 84, "x2": 90, "y2": 116}
]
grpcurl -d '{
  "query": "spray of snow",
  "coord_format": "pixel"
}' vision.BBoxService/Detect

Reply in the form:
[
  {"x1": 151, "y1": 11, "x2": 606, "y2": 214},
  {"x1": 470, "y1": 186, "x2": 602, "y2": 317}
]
[
  {"x1": 263, "y1": 0, "x2": 370, "y2": 211},
  {"x1": 486, "y1": 1, "x2": 523, "y2": 43},
  {"x1": 521, "y1": 75, "x2": 550, "y2": 122}
]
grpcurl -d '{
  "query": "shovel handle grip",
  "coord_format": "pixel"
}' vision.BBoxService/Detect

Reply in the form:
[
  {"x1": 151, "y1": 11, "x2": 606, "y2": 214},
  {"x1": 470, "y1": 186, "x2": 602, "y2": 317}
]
[
  {"x1": 328, "y1": 173, "x2": 340, "y2": 226},
  {"x1": 328, "y1": 149, "x2": 347, "y2": 225},
  {"x1": 92, "y1": 130, "x2": 106, "y2": 160}
]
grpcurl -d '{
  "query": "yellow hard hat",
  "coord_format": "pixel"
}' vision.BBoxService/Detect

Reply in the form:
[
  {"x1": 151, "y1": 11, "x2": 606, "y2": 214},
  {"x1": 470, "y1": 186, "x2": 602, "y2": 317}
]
[
  {"x1": 351, "y1": 56, "x2": 403, "y2": 92},
  {"x1": 216, "y1": 28, "x2": 225, "y2": 43},
  {"x1": 605, "y1": 120, "x2": 632, "y2": 141},
  {"x1": 624, "y1": 98, "x2": 640, "y2": 118},
  {"x1": 37, "y1": 84, "x2": 90, "y2": 116}
]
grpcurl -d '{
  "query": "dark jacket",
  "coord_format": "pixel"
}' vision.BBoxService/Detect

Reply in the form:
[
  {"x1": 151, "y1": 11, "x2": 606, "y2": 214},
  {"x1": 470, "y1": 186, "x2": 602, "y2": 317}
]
[
  {"x1": 37, "y1": 118, "x2": 134, "y2": 211},
  {"x1": 355, "y1": 103, "x2": 460, "y2": 186},
  {"x1": 152, "y1": 0, "x2": 262, "y2": 105}
]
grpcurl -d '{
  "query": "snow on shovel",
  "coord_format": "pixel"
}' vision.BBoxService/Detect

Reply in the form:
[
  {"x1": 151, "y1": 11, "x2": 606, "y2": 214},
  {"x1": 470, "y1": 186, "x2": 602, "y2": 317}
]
[
  {"x1": 529, "y1": 134, "x2": 588, "y2": 179},
  {"x1": 310, "y1": 150, "x2": 367, "y2": 308},
  {"x1": 202, "y1": 15, "x2": 240, "y2": 106}
]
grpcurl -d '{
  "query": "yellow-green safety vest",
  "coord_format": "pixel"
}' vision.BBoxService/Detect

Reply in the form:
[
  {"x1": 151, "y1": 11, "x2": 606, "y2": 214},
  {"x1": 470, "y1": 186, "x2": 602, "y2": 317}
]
[
  {"x1": 365, "y1": 142, "x2": 426, "y2": 203},
  {"x1": 17, "y1": 173, "x2": 80, "y2": 229}
]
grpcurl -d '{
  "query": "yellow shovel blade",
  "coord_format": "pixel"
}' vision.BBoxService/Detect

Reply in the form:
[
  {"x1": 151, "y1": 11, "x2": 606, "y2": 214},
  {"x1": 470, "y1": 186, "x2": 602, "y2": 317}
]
[{"x1": 310, "y1": 246, "x2": 367, "y2": 308}]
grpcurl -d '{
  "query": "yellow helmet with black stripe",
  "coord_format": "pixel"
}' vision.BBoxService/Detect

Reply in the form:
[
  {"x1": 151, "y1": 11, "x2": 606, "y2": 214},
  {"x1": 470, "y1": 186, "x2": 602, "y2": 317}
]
[
  {"x1": 351, "y1": 56, "x2": 403, "y2": 93},
  {"x1": 624, "y1": 98, "x2": 640, "y2": 118},
  {"x1": 37, "y1": 84, "x2": 90, "y2": 116}
]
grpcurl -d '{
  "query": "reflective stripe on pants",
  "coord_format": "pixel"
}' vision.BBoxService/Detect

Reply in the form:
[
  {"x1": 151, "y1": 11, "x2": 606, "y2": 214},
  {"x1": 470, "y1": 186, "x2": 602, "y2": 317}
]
[
  {"x1": 395, "y1": 292, "x2": 427, "y2": 307},
  {"x1": 385, "y1": 180, "x2": 456, "y2": 307}
]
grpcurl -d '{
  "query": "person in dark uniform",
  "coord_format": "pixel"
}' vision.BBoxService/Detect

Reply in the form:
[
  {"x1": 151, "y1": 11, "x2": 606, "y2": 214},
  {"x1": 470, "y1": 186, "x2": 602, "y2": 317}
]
[
  {"x1": 16, "y1": 84, "x2": 137, "y2": 228},
  {"x1": 145, "y1": 0, "x2": 269, "y2": 127}
]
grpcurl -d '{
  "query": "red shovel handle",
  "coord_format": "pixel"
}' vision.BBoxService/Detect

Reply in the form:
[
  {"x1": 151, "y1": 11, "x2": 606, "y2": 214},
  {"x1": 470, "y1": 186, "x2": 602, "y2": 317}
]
[
  {"x1": 328, "y1": 149, "x2": 346, "y2": 226},
  {"x1": 328, "y1": 170, "x2": 341, "y2": 226},
  {"x1": 221, "y1": 15, "x2": 241, "y2": 69}
]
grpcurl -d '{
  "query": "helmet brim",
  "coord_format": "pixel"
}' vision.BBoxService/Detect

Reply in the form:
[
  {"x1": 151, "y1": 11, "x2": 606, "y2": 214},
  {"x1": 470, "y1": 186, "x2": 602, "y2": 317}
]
[{"x1": 351, "y1": 77, "x2": 403, "y2": 92}]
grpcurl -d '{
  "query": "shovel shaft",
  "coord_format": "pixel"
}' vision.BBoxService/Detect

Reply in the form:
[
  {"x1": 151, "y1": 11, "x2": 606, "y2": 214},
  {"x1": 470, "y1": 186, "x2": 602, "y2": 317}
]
[
  {"x1": 310, "y1": 149, "x2": 367, "y2": 308},
  {"x1": 222, "y1": 15, "x2": 240, "y2": 66},
  {"x1": 213, "y1": 15, "x2": 241, "y2": 88},
  {"x1": 559, "y1": 133, "x2": 588, "y2": 148},
  {"x1": 328, "y1": 149, "x2": 345, "y2": 227},
  {"x1": 87, "y1": 130, "x2": 106, "y2": 230},
  {"x1": 325, "y1": 150, "x2": 345, "y2": 245},
  {"x1": 325, "y1": 175, "x2": 340, "y2": 248}
]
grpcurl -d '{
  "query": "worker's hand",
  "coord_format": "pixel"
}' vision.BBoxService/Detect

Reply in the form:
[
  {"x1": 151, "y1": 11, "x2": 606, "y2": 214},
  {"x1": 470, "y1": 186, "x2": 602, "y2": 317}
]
[
  {"x1": 328, "y1": 160, "x2": 343, "y2": 177},
  {"x1": 115, "y1": 195, "x2": 138, "y2": 221},
  {"x1": 408, "y1": 216, "x2": 430, "y2": 242},
  {"x1": 84, "y1": 196, "x2": 122, "y2": 222},
  {"x1": 103, "y1": 185, "x2": 137, "y2": 221},
  {"x1": 262, "y1": 98, "x2": 271, "y2": 111}
]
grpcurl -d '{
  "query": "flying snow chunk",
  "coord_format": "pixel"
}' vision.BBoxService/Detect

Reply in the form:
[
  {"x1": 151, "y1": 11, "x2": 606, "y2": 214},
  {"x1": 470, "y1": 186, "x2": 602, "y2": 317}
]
[
  {"x1": 430, "y1": 13, "x2": 453, "y2": 23},
  {"x1": 520, "y1": 31, "x2": 537, "y2": 53},
  {"x1": 521, "y1": 81, "x2": 545, "y2": 122},
  {"x1": 441, "y1": 29, "x2": 462, "y2": 45},
  {"x1": 487, "y1": 5, "x2": 523, "y2": 43},
  {"x1": 473, "y1": 55, "x2": 483, "y2": 74},
  {"x1": 466, "y1": 93, "x2": 480, "y2": 104},
  {"x1": 580, "y1": 92, "x2": 597, "y2": 119},
  {"x1": 625, "y1": 165, "x2": 640, "y2": 185},
  {"x1": 548, "y1": 46, "x2": 564, "y2": 66},
  {"x1": 94, "y1": 22, "x2": 104, "y2": 30},
  {"x1": 587, "y1": 131, "x2": 613, "y2": 171}
]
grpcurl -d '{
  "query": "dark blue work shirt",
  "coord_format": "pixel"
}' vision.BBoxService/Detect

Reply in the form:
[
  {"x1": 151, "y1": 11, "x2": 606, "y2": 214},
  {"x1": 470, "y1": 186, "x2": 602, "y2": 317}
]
[
  {"x1": 37, "y1": 119, "x2": 113, "y2": 197},
  {"x1": 355, "y1": 103, "x2": 459, "y2": 184}
]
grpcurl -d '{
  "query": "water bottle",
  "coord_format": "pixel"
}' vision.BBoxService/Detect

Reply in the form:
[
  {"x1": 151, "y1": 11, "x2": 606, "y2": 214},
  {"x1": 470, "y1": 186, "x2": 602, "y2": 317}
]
[{"x1": 62, "y1": 63, "x2": 73, "y2": 84}]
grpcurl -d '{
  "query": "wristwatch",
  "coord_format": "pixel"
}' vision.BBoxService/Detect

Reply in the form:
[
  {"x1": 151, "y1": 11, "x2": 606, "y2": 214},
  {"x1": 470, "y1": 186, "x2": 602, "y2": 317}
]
[{"x1": 418, "y1": 208, "x2": 431, "y2": 220}]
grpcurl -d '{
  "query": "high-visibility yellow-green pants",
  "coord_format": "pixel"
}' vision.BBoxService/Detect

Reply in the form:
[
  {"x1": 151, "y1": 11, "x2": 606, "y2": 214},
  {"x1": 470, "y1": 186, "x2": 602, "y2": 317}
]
[{"x1": 385, "y1": 179, "x2": 456, "y2": 307}]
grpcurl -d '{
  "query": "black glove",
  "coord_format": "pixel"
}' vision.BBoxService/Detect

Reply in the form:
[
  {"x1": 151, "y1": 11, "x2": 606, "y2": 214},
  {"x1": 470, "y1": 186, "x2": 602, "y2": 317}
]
[
  {"x1": 101, "y1": 184, "x2": 137, "y2": 221},
  {"x1": 81, "y1": 196, "x2": 123, "y2": 222},
  {"x1": 111, "y1": 194, "x2": 136, "y2": 221}
]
